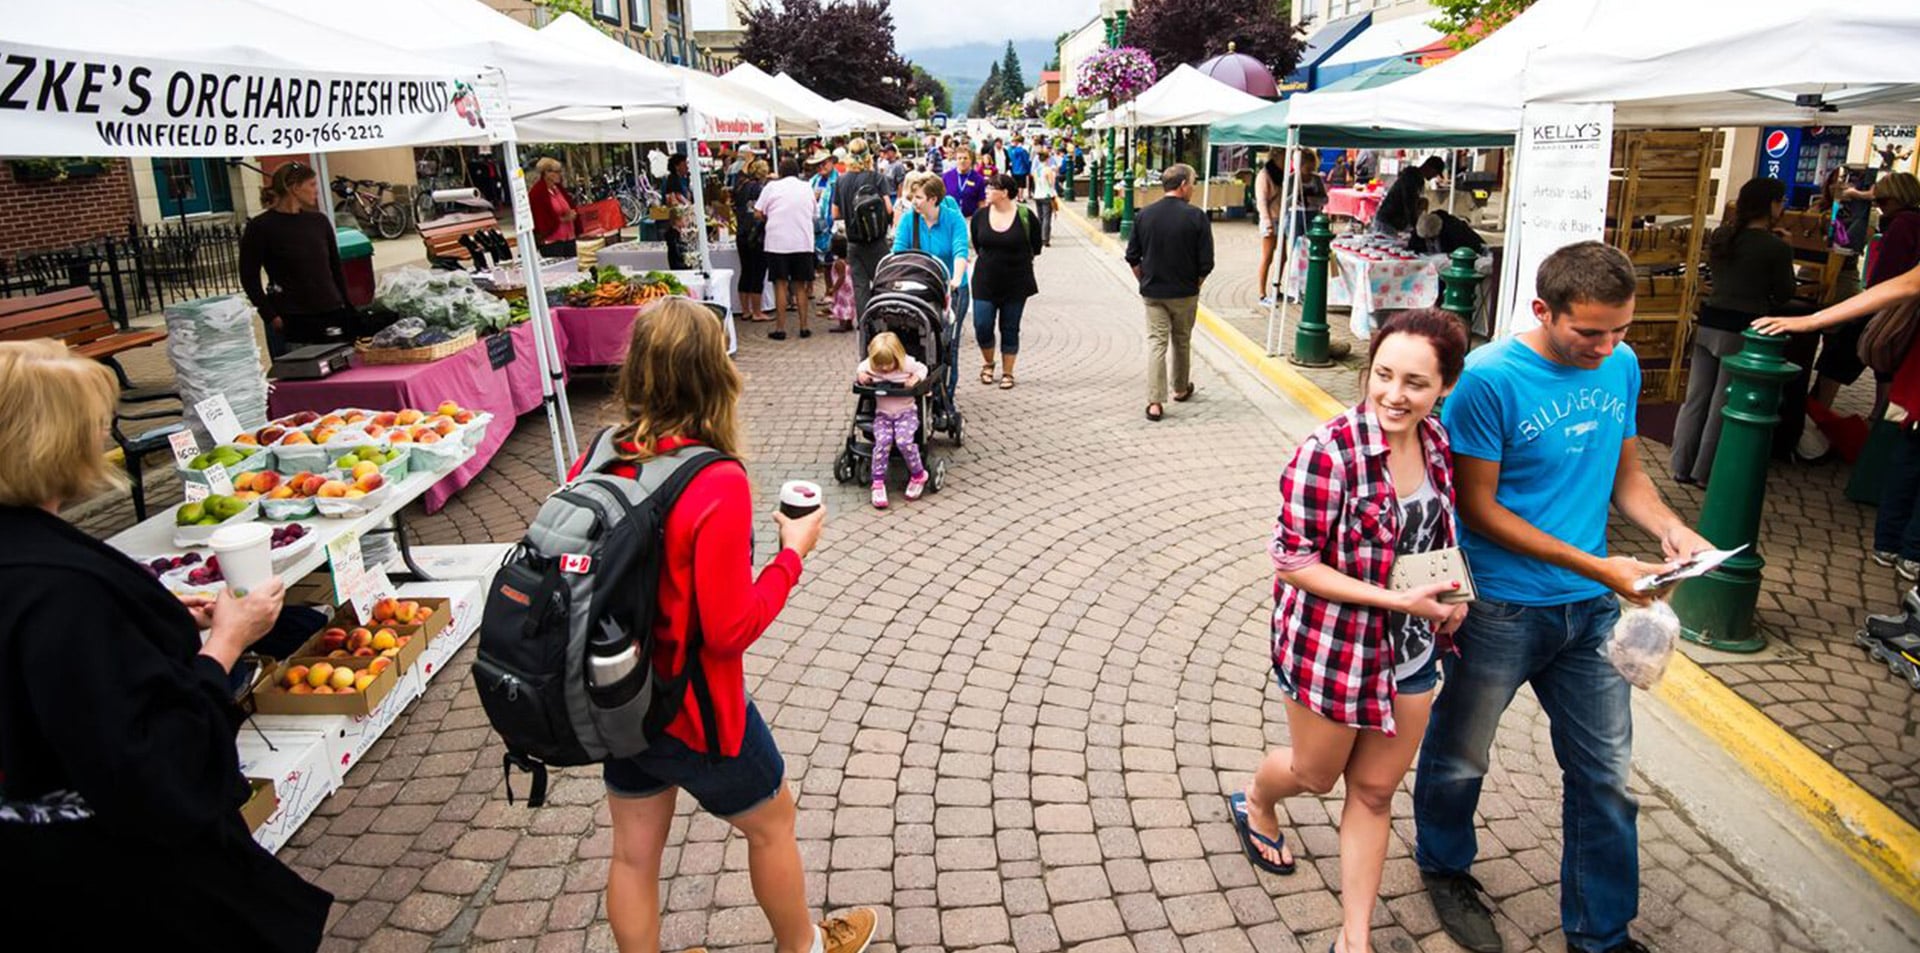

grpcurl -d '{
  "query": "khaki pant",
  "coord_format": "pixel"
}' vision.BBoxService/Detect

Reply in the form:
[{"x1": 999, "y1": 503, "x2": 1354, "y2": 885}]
[{"x1": 1144, "y1": 296, "x2": 1198, "y2": 404}]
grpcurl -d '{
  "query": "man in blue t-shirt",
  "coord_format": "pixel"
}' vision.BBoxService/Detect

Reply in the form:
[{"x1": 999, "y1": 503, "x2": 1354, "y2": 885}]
[
  {"x1": 1420, "y1": 241, "x2": 1709, "y2": 953},
  {"x1": 1008, "y1": 135, "x2": 1033, "y2": 200}
]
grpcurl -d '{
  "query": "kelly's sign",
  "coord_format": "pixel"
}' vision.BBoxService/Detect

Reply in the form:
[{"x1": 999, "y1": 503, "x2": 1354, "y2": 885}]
[{"x1": 0, "y1": 43, "x2": 505, "y2": 156}]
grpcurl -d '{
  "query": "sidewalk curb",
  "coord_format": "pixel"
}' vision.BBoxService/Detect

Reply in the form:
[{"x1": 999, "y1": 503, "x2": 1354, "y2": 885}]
[{"x1": 1059, "y1": 202, "x2": 1920, "y2": 916}]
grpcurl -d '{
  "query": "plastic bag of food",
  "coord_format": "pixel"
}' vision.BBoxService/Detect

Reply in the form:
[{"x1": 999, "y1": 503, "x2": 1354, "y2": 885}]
[
  {"x1": 1607, "y1": 600, "x2": 1680, "y2": 689},
  {"x1": 370, "y1": 316, "x2": 429, "y2": 349}
]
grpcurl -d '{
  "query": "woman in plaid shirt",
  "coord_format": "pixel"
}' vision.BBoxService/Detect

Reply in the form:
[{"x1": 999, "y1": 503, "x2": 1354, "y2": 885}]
[{"x1": 1230, "y1": 309, "x2": 1471, "y2": 953}]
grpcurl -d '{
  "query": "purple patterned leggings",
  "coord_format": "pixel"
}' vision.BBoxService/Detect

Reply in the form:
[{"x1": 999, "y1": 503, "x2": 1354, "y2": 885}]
[{"x1": 872, "y1": 409, "x2": 926, "y2": 484}]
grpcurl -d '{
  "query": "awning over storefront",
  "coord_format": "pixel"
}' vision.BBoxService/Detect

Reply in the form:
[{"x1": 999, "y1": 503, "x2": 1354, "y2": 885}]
[
  {"x1": 1280, "y1": 13, "x2": 1369, "y2": 97},
  {"x1": 1316, "y1": 16, "x2": 1444, "y2": 88}
]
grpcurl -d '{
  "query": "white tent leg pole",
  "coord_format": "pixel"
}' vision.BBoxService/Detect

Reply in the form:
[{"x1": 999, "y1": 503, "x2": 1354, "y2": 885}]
[
  {"x1": 502, "y1": 138, "x2": 571, "y2": 480},
  {"x1": 1269, "y1": 128, "x2": 1300, "y2": 356},
  {"x1": 681, "y1": 108, "x2": 713, "y2": 274},
  {"x1": 1448, "y1": 150, "x2": 1457, "y2": 215},
  {"x1": 316, "y1": 153, "x2": 336, "y2": 227},
  {"x1": 1202, "y1": 133, "x2": 1213, "y2": 212},
  {"x1": 1494, "y1": 146, "x2": 1524, "y2": 339}
]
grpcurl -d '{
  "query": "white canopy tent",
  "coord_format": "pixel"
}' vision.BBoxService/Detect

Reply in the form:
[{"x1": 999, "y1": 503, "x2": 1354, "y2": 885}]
[
  {"x1": 724, "y1": 63, "x2": 860, "y2": 137},
  {"x1": 833, "y1": 99, "x2": 917, "y2": 135},
  {"x1": 1088, "y1": 64, "x2": 1270, "y2": 130},
  {"x1": 0, "y1": 0, "x2": 634, "y2": 483},
  {"x1": 1524, "y1": 0, "x2": 1920, "y2": 126},
  {"x1": 1313, "y1": 15, "x2": 1442, "y2": 87},
  {"x1": 528, "y1": 14, "x2": 774, "y2": 141}
]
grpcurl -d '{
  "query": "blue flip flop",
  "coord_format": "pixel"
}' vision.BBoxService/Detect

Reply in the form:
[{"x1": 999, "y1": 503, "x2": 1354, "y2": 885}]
[{"x1": 1228, "y1": 791, "x2": 1297, "y2": 875}]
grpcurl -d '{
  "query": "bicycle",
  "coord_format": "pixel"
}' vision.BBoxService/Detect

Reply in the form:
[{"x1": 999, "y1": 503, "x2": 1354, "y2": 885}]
[{"x1": 331, "y1": 176, "x2": 409, "y2": 240}]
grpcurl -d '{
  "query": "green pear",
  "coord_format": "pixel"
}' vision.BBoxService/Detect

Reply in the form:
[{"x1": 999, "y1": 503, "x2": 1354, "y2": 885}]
[{"x1": 176, "y1": 502, "x2": 206, "y2": 525}]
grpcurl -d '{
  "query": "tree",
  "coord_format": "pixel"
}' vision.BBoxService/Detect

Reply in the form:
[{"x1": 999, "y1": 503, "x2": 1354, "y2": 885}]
[
  {"x1": 970, "y1": 62, "x2": 1004, "y2": 117},
  {"x1": 1427, "y1": 0, "x2": 1536, "y2": 50},
  {"x1": 1124, "y1": 0, "x2": 1309, "y2": 83},
  {"x1": 909, "y1": 63, "x2": 950, "y2": 116},
  {"x1": 738, "y1": 0, "x2": 914, "y2": 113},
  {"x1": 998, "y1": 42, "x2": 1029, "y2": 106}
]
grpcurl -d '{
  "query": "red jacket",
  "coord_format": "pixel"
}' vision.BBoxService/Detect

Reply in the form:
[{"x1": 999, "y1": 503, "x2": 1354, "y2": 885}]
[
  {"x1": 527, "y1": 178, "x2": 575, "y2": 244},
  {"x1": 566, "y1": 437, "x2": 801, "y2": 755},
  {"x1": 1870, "y1": 207, "x2": 1920, "y2": 288}
]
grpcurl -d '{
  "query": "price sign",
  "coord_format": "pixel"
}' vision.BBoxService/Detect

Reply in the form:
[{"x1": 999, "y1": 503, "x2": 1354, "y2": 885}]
[
  {"x1": 182, "y1": 482, "x2": 210, "y2": 503},
  {"x1": 195, "y1": 394, "x2": 245, "y2": 446},
  {"x1": 168, "y1": 430, "x2": 201, "y2": 469},
  {"x1": 202, "y1": 462, "x2": 235, "y2": 496},
  {"x1": 508, "y1": 165, "x2": 534, "y2": 234},
  {"x1": 328, "y1": 533, "x2": 366, "y2": 614}
]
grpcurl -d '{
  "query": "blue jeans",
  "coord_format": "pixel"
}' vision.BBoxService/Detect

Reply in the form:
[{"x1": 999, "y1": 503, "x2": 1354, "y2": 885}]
[
  {"x1": 1873, "y1": 426, "x2": 1920, "y2": 559},
  {"x1": 1413, "y1": 593, "x2": 1636, "y2": 952},
  {"x1": 973, "y1": 296, "x2": 1029, "y2": 355},
  {"x1": 943, "y1": 283, "x2": 970, "y2": 396}
]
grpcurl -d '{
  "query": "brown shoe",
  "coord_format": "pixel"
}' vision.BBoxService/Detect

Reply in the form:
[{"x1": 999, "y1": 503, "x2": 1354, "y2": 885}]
[{"x1": 820, "y1": 908, "x2": 879, "y2": 953}]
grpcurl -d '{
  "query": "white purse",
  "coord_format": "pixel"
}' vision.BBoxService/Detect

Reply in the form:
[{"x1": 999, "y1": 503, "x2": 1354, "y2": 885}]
[{"x1": 1388, "y1": 547, "x2": 1477, "y2": 605}]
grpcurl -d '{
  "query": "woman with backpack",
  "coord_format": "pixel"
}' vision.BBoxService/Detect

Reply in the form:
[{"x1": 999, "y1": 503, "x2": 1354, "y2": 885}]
[
  {"x1": 583, "y1": 299, "x2": 879, "y2": 953},
  {"x1": 831, "y1": 138, "x2": 894, "y2": 328},
  {"x1": 1668, "y1": 177, "x2": 1796, "y2": 486},
  {"x1": 971, "y1": 173, "x2": 1044, "y2": 389}
]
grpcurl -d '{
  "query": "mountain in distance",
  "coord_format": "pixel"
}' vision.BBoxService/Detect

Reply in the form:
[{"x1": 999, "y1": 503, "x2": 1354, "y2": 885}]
[{"x1": 903, "y1": 38, "x2": 1056, "y2": 117}]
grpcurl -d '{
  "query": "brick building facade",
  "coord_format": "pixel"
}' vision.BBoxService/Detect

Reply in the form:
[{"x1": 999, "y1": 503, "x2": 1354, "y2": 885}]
[{"x1": 0, "y1": 159, "x2": 139, "y2": 258}]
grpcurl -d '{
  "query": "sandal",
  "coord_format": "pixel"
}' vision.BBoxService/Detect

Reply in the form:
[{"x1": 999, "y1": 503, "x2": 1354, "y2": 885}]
[
  {"x1": 981, "y1": 364, "x2": 996, "y2": 385},
  {"x1": 999, "y1": 374, "x2": 1016, "y2": 390},
  {"x1": 1145, "y1": 403, "x2": 1163, "y2": 421},
  {"x1": 1228, "y1": 791, "x2": 1296, "y2": 875},
  {"x1": 1173, "y1": 383, "x2": 1198, "y2": 403}
]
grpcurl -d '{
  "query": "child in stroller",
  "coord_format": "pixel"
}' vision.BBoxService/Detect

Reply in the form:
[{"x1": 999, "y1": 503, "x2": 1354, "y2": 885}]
[
  {"x1": 834, "y1": 256, "x2": 956, "y2": 494},
  {"x1": 856, "y1": 332, "x2": 930, "y2": 508}
]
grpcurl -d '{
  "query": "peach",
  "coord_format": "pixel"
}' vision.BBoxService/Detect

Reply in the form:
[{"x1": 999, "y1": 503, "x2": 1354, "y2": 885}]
[
  {"x1": 327, "y1": 649, "x2": 349, "y2": 659},
  {"x1": 394, "y1": 600, "x2": 419, "y2": 624},
  {"x1": 252, "y1": 471, "x2": 281, "y2": 492},
  {"x1": 347, "y1": 628, "x2": 372, "y2": 651},
  {"x1": 267, "y1": 485, "x2": 295, "y2": 500},
  {"x1": 351, "y1": 461, "x2": 380, "y2": 481},
  {"x1": 287, "y1": 411, "x2": 320, "y2": 426},
  {"x1": 430, "y1": 417, "x2": 458, "y2": 436},
  {"x1": 335, "y1": 685, "x2": 358, "y2": 695},
  {"x1": 311, "y1": 685, "x2": 335, "y2": 695},
  {"x1": 436, "y1": 400, "x2": 461, "y2": 417},
  {"x1": 280, "y1": 431, "x2": 311, "y2": 445},
  {"x1": 453, "y1": 410, "x2": 475, "y2": 425},
  {"x1": 367, "y1": 657, "x2": 393, "y2": 675},
  {"x1": 328, "y1": 667, "x2": 356, "y2": 690},
  {"x1": 355, "y1": 473, "x2": 385, "y2": 493},
  {"x1": 363, "y1": 424, "x2": 386, "y2": 439},
  {"x1": 389, "y1": 430, "x2": 414, "y2": 444},
  {"x1": 353, "y1": 672, "x2": 377, "y2": 692},
  {"x1": 287, "y1": 683, "x2": 314, "y2": 695},
  {"x1": 319, "y1": 628, "x2": 348, "y2": 653},
  {"x1": 283, "y1": 664, "x2": 310, "y2": 688},
  {"x1": 396, "y1": 635, "x2": 411, "y2": 647},
  {"x1": 416, "y1": 431, "x2": 441, "y2": 445},
  {"x1": 232, "y1": 490, "x2": 260, "y2": 502},
  {"x1": 312, "y1": 427, "x2": 339, "y2": 444},
  {"x1": 352, "y1": 647, "x2": 377, "y2": 658},
  {"x1": 317, "y1": 414, "x2": 345, "y2": 428},
  {"x1": 317, "y1": 480, "x2": 350, "y2": 498},
  {"x1": 395, "y1": 409, "x2": 424, "y2": 426},
  {"x1": 372, "y1": 599, "x2": 397, "y2": 623},
  {"x1": 306, "y1": 662, "x2": 334, "y2": 688},
  {"x1": 379, "y1": 647, "x2": 400, "y2": 659},
  {"x1": 371, "y1": 629, "x2": 398, "y2": 651},
  {"x1": 342, "y1": 411, "x2": 367, "y2": 424},
  {"x1": 234, "y1": 433, "x2": 258, "y2": 445},
  {"x1": 299, "y1": 475, "x2": 328, "y2": 497},
  {"x1": 231, "y1": 472, "x2": 253, "y2": 492},
  {"x1": 344, "y1": 488, "x2": 368, "y2": 499},
  {"x1": 258, "y1": 426, "x2": 286, "y2": 445},
  {"x1": 372, "y1": 412, "x2": 398, "y2": 428}
]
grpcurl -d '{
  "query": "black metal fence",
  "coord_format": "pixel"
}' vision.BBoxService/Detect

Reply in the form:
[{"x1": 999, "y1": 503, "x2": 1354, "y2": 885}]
[{"x1": 0, "y1": 220, "x2": 247, "y2": 328}]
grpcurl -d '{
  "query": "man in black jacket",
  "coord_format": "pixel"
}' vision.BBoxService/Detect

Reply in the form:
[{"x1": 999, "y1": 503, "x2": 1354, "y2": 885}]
[{"x1": 1125, "y1": 163, "x2": 1214, "y2": 421}]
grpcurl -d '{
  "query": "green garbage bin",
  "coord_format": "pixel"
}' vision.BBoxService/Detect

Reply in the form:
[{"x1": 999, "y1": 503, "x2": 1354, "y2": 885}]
[{"x1": 336, "y1": 227, "x2": 375, "y2": 307}]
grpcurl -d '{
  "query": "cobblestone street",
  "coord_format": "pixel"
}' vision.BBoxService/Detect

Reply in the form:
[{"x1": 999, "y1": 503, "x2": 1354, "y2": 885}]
[
  {"x1": 76, "y1": 216, "x2": 1829, "y2": 952},
  {"x1": 1193, "y1": 215, "x2": 1920, "y2": 830}
]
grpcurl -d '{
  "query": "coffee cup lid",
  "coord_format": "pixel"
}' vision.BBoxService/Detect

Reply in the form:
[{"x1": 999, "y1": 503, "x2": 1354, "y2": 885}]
[
  {"x1": 208, "y1": 522, "x2": 272, "y2": 550},
  {"x1": 780, "y1": 480, "x2": 820, "y2": 506}
]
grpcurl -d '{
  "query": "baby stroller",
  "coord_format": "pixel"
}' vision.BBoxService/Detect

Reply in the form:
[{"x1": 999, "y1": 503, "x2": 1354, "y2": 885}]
[{"x1": 832, "y1": 251, "x2": 962, "y2": 491}]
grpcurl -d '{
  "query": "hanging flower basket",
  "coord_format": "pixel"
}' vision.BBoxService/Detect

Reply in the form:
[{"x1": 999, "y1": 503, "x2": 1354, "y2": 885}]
[{"x1": 1077, "y1": 46, "x2": 1158, "y2": 105}]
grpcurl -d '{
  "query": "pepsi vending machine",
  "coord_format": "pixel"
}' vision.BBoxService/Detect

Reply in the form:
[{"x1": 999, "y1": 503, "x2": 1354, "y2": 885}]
[{"x1": 1758, "y1": 126, "x2": 1853, "y2": 209}]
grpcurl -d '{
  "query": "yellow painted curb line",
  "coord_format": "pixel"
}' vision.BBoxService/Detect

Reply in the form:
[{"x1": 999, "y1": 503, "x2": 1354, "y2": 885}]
[{"x1": 1061, "y1": 201, "x2": 1920, "y2": 913}]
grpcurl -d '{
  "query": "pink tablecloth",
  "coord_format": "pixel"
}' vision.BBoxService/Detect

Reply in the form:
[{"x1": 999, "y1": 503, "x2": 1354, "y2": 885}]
[
  {"x1": 1325, "y1": 187, "x2": 1384, "y2": 224},
  {"x1": 267, "y1": 321, "x2": 557, "y2": 512},
  {"x1": 1282, "y1": 239, "x2": 1445, "y2": 336},
  {"x1": 551, "y1": 305, "x2": 640, "y2": 368}
]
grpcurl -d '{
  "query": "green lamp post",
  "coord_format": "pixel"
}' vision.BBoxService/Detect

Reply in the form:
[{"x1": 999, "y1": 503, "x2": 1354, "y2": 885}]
[
  {"x1": 1120, "y1": 132, "x2": 1139, "y2": 241},
  {"x1": 1669, "y1": 329, "x2": 1799, "y2": 653},
  {"x1": 1290, "y1": 213, "x2": 1334, "y2": 367},
  {"x1": 1439, "y1": 247, "x2": 1483, "y2": 327}
]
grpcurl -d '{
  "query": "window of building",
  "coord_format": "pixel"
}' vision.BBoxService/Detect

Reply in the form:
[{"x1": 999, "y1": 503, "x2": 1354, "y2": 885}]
[
  {"x1": 628, "y1": 0, "x2": 651, "y2": 30},
  {"x1": 593, "y1": 0, "x2": 620, "y2": 25}
]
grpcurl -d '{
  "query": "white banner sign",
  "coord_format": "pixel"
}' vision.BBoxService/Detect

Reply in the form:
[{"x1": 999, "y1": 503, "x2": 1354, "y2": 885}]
[
  {"x1": 0, "y1": 42, "x2": 503, "y2": 157},
  {"x1": 1498, "y1": 102, "x2": 1615, "y2": 338},
  {"x1": 699, "y1": 113, "x2": 772, "y2": 141}
]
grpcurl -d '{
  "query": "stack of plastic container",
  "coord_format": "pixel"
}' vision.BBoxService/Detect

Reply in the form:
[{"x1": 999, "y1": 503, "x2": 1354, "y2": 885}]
[{"x1": 164, "y1": 294, "x2": 269, "y2": 445}]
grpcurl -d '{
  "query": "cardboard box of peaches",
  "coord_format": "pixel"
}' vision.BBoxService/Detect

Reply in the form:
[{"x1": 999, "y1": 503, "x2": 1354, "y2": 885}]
[{"x1": 253, "y1": 595, "x2": 452, "y2": 715}]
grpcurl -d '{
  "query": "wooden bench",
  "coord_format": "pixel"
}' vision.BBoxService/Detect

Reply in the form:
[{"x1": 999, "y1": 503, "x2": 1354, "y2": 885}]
[
  {"x1": 0, "y1": 287, "x2": 166, "y2": 374},
  {"x1": 419, "y1": 211, "x2": 518, "y2": 263}
]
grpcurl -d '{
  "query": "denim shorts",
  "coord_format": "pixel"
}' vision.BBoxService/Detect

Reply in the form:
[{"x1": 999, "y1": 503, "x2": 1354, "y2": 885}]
[
  {"x1": 603, "y1": 700, "x2": 786, "y2": 818},
  {"x1": 1273, "y1": 651, "x2": 1440, "y2": 706}
]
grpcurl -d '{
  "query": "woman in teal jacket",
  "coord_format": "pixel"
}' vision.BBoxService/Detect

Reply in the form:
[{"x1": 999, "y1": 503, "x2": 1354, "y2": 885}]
[{"x1": 893, "y1": 172, "x2": 972, "y2": 391}]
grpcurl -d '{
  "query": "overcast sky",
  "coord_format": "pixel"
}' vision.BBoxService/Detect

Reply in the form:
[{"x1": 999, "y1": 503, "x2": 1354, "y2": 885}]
[{"x1": 692, "y1": 0, "x2": 1101, "y2": 51}]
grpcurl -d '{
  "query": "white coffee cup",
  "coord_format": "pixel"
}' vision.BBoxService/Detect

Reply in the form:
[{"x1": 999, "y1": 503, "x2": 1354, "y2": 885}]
[
  {"x1": 208, "y1": 522, "x2": 275, "y2": 596},
  {"x1": 779, "y1": 480, "x2": 823, "y2": 520}
]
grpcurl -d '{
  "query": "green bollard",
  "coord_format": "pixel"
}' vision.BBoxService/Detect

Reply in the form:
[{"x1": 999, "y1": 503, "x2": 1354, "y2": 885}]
[
  {"x1": 1670, "y1": 328, "x2": 1799, "y2": 652},
  {"x1": 1439, "y1": 246, "x2": 1483, "y2": 327},
  {"x1": 1120, "y1": 137, "x2": 1138, "y2": 242},
  {"x1": 1086, "y1": 157, "x2": 1101, "y2": 216},
  {"x1": 1290, "y1": 213, "x2": 1335, "y2": 367}
]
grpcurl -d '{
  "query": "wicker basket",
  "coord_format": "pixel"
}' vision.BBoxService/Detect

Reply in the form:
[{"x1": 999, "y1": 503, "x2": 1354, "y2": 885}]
[{"x1": 355, "y1": 329, "x2": 477, "y2": 365}]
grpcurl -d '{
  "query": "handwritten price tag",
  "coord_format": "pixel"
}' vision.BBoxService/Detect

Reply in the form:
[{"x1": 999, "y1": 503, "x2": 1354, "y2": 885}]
[
  {"x1": 328, "y1": 533, "x2": 366, "y2": 612},
  {"x1": 202, "y1": 462, "x2": 235, "y2": 496},
  {"x1": 183, "y1": 482, "x2": 210, "y2": 503},
  {"x1": 195, "y1": 394, "x2": 245, "y2": 446},
  {"x1": 168, "y1": 430, "x2": 201, "y2": 469}
]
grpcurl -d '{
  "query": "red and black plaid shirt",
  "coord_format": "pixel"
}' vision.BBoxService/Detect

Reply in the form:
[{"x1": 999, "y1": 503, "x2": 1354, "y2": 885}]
[{"x1": 1268, "y1": 405, "x2": 1458, "y2": 735}]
